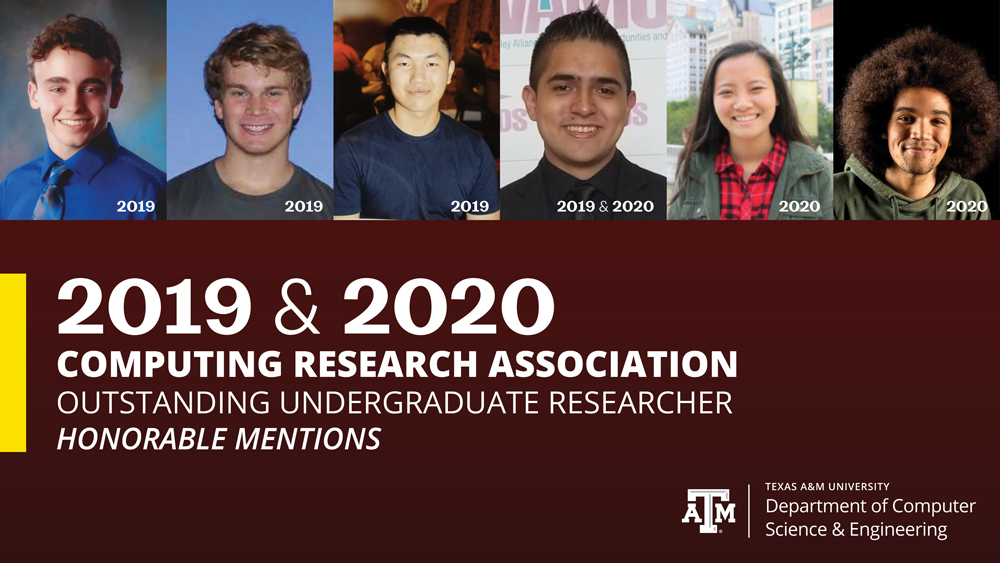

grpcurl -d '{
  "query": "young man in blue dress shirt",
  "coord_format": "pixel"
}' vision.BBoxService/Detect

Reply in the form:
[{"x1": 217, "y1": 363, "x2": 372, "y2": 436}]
[{"x1": 0, "y1": 15, "x2": 165, "y2": 220}]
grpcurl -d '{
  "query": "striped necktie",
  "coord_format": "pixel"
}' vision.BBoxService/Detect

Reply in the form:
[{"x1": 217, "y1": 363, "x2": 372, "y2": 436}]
[{"x1": 34, "y1": 161, "x2": 70, "y2": 220}]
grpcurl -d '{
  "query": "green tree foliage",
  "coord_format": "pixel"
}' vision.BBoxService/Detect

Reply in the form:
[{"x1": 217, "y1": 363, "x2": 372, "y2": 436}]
[
  {"x1": 667, "y1": 96, "x2": 698, "y2": 145},
  {"x1": 812, "y1": 102, "x2": 834, "y2": 153}
]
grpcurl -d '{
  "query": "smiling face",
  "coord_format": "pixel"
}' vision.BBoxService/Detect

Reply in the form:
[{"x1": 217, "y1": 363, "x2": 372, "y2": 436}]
[
  {"x1": 382, "y1": 34, "x2": 454, "y2": 117},
  {"x1": 712, "y1": 53, "x2": 777, "y2": 145},
  {"x1": 884, "y1": 87, "x2": 951, "y2": 177},
  {"x1": 523, "y1": 40, "x2": 635, "y2": 179},
  {"x1": 214, "y1": 60, "x2": 303, "y2": 157},
  {"x1": 28, "y1": 47, "x2": 121, "y2": 160}
]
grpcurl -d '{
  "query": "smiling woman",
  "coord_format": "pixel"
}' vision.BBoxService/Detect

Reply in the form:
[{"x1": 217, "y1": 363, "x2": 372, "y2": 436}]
[{"x1": 669, "y1": 41, "x2": 832, "y2": 220}]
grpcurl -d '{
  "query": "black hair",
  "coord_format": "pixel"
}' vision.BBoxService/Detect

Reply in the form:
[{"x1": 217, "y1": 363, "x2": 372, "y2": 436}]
[
  {"x1": 529, "y1": 4, "x2": 631, "y2": 92},
  {"x1": 674, "y1": 41, "x2": 811, "y2": 197},
  {"x1": 839, "y1": 28, "x2": 1000, "y2": 179},
  {"x1": 473, "y1": 31, "x2": 492, "y2": 45},
  {"x1": 333, "y1": 22, "x2": 344, "y2": 37},
  {"x1": 384, "y1": 16, "x2": 452, "y2": 61}
]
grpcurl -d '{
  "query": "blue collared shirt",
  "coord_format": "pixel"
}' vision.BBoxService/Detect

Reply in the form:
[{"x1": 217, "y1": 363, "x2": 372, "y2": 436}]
[{"x1": 0, "y1": 124, "x2": 165, "y2": 220}]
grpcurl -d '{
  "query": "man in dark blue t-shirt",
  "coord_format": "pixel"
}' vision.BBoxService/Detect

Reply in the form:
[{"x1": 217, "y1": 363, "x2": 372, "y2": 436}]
[{"x1": 333, "y1": 17, "x2": 498, "y2": 220}]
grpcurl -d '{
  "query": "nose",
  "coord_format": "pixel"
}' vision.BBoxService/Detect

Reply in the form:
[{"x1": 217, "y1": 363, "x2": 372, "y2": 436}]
[
  {"x1": 67, "y1": 90, "x2": 85, "y2": 113},
  {"x1": 570, "y1": 89, "x2": 595, "y2": 116},
  {"x1": 733, "y1": 91, "x2": 753, "y2": 111},
  {"x1": 910, "y1": 119, "x2": 931, "y2": 139},
  {"x1": 410, "y1": 64, "x2": 427, "y2": 84},
  {"x1": 245, "y1": 95, "x2": 267, "y2": 115}
]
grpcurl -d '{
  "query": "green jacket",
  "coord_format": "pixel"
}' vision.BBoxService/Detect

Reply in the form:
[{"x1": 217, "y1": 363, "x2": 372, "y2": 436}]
[
  {"x1": 669, "y1": 141, "x2": 833, "y2": 220},
  {"x1": 834, "y1": 155, "x2": 991, "y2": 220}
]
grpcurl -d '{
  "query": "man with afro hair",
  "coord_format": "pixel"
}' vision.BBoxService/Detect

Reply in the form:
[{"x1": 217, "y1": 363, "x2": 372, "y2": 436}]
[{"x1": 835, "y1": 28, "x2": 999, "y2": 219}]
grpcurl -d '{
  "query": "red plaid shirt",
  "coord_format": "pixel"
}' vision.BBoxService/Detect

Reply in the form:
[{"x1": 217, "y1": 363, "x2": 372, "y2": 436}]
[{"x1": 715, "y1": 135, "x2": 788, "y2": 220}]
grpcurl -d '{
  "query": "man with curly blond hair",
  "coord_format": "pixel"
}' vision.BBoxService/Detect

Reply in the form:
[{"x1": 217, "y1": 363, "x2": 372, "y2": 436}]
[
  {"x1": 835, "y1": 28, "x2": 1000, "y2": 220},
  {"x1": 168, "y1": 23, "x2": 334, "y2": 219}
]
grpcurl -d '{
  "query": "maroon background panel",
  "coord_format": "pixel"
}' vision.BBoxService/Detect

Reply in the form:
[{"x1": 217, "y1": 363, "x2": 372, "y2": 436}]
[{"x1": 1, "y1": 222, "x2": 997, "y2": 558}]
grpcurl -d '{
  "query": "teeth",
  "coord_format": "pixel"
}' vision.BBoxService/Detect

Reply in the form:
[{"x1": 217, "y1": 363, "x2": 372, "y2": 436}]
[
  {"x1": 61, "y1": 119, "x2": 89, "y2": 126},
  {"x1": 243, "y1": 125, "x2": 271, "y2": 132},
  {"x1": 567, "y1": 126, "x2": 597, "y2": 133},
  {"x1": 734, "y1": 115, "x2": 758, "y2": 122}
]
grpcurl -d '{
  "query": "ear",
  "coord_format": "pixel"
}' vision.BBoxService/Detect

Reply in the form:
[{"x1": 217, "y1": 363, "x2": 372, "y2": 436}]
[
  {"x1": 882, "y1": 132, "x2": 888, "y2": 140},
  {"x1": 293, "y1": 100, "x2": 303, "y2": 121},
  {"x1": 214, "y1": 99, "x2": 224, "y2": 122},
  {"x1": 28, "y1": 81, "x2": 40, "y2": 109},
  {"x1": 381, "y1": 61, "x2": 389, "y2": 85},
  {"x1": 110, "y1": 83, "x2": 123, "y2": 109},
  {"x1": 522, "y1": 85, "x2": 538, "y2": 122},
  {"x1": 447, "y1": 59, "x2": 455, "y2": 84},
  {"x1": 627, "y1": 90, "x2": 637, "y2": 111}
]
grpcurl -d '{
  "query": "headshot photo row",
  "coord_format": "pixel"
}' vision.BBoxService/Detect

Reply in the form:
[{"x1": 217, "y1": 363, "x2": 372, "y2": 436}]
[{"x1": 0, "y1": 0, "x2": 996, "y2": 221}]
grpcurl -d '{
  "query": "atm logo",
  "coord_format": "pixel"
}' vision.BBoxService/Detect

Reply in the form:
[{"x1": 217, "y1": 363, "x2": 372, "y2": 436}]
[{"x1": 681, "y1": 489, "x2": 736, "y2": 534}]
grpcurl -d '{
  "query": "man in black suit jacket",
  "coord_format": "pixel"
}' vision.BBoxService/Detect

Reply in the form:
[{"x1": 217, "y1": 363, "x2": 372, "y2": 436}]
[{"x1": 500, "y1": 5, "x2": 665, "y2": 220}]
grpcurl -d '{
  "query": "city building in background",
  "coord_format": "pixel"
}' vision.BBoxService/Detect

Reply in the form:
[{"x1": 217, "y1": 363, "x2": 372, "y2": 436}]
[
  {"x1": 775, "y1": 0, "x2": 811, "y2": 80},
  {"x1": 707, "y1": 0, "x2": 776, "y2": 59},
  {"x1": 668, "y1": 0, "x2": 714, "y2": 19},
  {"x1": 775, "y1": 0, "x2": 833, "y2": 108},
  {"x1": 666, "y1": 16, "x2": 713, "y2": 102},
  {"x1": 811, "y1": 0, "x2": 833, "y2": 108}
]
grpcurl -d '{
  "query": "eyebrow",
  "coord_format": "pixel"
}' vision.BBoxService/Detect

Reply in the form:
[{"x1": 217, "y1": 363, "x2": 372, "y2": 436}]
[
  {"x1": 225, "y1": 84, "x2": 289, "y2": 91},
  {"x1": 895, "y1": 107, "x2": 951, "y2": 118},
  {"x1": 715, "y1": 79, "x2": 768, "y2": 91},
  {"x1": 546, "y1": 73, "x2": 623, "y2": 88},
  {"x1": 43, "y1": 77, "x2": 107, "y2": 87},
  {"x1": 392, "y1": 52, "x2": 443, "y2": 60}
]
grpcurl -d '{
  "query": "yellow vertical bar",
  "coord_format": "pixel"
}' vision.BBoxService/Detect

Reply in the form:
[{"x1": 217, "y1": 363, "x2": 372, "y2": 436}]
[{"x1": 0, "y1": 274, "x2": 27, "y2": 452}]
